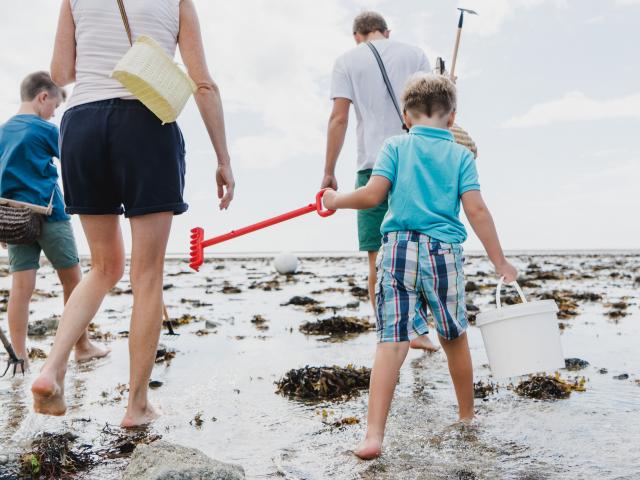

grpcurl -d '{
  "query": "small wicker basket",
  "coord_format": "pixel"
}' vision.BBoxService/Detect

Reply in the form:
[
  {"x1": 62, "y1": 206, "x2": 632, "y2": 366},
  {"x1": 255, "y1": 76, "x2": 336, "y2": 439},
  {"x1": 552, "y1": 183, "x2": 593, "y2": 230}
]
[
  {"x1": 111, "y1": 35, "x2": 196, "y2": 124},
  {"x1": 450, "y1": 123, "x2": 478, "y2": 158}
]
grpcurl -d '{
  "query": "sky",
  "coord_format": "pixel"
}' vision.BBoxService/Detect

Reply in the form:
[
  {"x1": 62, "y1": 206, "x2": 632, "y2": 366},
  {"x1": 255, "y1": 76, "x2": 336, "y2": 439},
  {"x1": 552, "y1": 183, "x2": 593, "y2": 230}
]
[{"x1": 0, "y1": 0, "x2": 638, "y2": 256}]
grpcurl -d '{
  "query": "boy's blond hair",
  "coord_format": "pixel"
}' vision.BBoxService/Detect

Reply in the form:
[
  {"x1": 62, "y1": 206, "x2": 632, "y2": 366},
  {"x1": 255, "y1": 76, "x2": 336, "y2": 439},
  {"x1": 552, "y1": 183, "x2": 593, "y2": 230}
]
[{"x1": 401, "y1": 74, "x2": 457, "y2": 118}]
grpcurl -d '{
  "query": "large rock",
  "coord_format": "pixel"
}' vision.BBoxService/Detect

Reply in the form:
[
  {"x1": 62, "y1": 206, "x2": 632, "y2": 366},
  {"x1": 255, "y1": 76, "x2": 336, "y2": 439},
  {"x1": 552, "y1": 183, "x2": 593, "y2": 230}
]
[{"x1": 122, "y1": 441, "x2": 245, "y2": 480}]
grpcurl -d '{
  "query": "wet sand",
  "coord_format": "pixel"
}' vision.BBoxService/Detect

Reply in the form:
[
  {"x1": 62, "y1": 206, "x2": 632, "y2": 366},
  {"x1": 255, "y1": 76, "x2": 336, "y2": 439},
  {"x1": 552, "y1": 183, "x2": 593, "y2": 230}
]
[{"x1": 0, "y1": 252, "x2": 639, "y2": 479}]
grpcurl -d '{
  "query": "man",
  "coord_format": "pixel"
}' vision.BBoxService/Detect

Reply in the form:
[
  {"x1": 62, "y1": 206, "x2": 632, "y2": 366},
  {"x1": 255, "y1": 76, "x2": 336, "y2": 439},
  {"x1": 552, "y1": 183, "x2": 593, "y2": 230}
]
[
  {"x1": 0, "y1": 71, "x2": 109, "y2": 370},
  {"x1": 321, "y1": 11, "x2": 438, "y2": 351}
]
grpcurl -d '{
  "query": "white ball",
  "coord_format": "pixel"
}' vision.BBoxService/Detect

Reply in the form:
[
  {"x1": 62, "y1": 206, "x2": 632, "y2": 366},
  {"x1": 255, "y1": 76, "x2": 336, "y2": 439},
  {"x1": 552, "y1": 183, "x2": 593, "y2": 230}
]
[{"x1": 273, "y1": 253, "x2": 298, "y2": 274}]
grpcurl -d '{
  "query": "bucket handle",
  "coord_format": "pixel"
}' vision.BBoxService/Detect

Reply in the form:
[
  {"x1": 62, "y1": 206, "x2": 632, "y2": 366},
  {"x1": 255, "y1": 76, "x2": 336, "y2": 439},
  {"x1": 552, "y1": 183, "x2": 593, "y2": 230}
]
[{"x1": 496, "y1": 277, "x2": 527, "y2": 310}]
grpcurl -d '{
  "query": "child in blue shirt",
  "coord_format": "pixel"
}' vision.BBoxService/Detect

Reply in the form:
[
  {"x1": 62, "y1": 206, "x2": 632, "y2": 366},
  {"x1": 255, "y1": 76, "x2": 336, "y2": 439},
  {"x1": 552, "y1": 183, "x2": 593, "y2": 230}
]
[
  {"x1": 323, "y1": 74, "x2": 517, "y2": 460},
  {"x1": 0, "y1": 72, "x2": 109, "y2": 369}
]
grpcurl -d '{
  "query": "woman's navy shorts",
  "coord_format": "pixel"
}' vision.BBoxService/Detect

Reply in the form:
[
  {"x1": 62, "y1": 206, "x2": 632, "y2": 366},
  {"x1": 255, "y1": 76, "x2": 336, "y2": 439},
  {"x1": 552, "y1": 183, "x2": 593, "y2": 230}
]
[{"x1": 60, "y1": 99, "x2": 188, "y2": 218}]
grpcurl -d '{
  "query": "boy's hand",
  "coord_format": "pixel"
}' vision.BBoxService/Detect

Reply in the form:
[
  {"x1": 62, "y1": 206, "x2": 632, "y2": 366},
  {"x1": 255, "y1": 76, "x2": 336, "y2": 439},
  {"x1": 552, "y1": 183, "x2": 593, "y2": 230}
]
[
  {"x1": 495, "y1": 260, "x2": 518, "y2": 284},
  {"x1": 322, "y1": 189, "x2": 339, "y2": 211},
  {"x1": 216, "y1": 164, "x2": 235, "y2": 210}
]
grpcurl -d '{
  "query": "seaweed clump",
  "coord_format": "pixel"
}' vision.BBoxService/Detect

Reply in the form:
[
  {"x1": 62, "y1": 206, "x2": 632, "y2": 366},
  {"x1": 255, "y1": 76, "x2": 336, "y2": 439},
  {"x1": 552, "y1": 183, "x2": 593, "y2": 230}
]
[
  {"x1": 473, "y1": 380, "x2": 498, "y2": 399},
  {"x1": 299, "y1": 316, "x2": 374, "y2": 336},
  {"x1": 20, "y1": 432, "x2": 94, "y2": 478},
  {"x1": 276, "y1": 365, "x2": 371, "y2": 401},
  {"x1": 514, "y1": 374, "x2": 585, "y2": 400}
]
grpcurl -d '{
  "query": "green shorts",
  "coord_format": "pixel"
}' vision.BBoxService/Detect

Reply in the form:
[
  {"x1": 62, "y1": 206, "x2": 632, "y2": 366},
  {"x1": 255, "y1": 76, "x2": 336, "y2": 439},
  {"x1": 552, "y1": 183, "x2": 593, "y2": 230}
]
[
  {"x1": 356, "y1": 169, "x2": 388, "y2": 252},
  {"x1": 8, "y1": 220, "x2": 79, "y2": 273}
]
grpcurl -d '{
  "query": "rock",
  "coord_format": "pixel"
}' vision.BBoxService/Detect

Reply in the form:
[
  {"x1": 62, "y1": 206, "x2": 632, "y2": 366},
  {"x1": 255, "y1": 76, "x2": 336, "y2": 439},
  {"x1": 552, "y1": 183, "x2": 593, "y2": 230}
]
[
  {"x1": 149, "y1": 381, "x2": 163, "y2": 389},
  {"x1": 613, "y1": 373, "x2": 629, "y2": 380},
  {"x1": 349, "y1": 286, "x2": 369, "y2": 299},
  {"x1": 27, "y1": 316, "x2": 60, "y2": 336},
  {"x1": 564, "y1": 358, "x2": 589, "y2": 371},
  {"x1": 205, "y1": 320, "x2": 221, "y2": 329},
  {"x1": 598, "y1": 368, "x2": 608, "y2": 374},
  {"x1": 122, "y1": 441, "x2": 245, "y2": 480},
  {"x1": 282, "y1": 296, "x2": 319, "y2": 306},
  {"x1": 465, "y1": 281, "x2": 479, "y2": 292}
]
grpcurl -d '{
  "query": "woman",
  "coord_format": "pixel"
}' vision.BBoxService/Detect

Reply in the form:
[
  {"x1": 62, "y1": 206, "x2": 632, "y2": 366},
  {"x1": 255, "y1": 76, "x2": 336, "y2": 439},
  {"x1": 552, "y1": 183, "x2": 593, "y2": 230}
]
[{"x1": 32, "y1": 0, "x2": 234, "y2": 427}]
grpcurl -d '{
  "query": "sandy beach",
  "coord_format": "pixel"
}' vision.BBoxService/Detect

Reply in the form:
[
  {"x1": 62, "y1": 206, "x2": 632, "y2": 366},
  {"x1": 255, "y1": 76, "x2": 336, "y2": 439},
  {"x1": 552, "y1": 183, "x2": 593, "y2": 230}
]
[{"x1": 0, "y1": 252, "x2": 638, "y2": 479}]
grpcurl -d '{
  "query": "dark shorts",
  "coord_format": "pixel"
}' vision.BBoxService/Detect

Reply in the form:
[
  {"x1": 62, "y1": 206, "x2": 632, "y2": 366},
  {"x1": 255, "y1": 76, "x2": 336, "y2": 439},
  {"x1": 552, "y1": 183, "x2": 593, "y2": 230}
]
[
  {"x1": 356, "y1": 169, "x2": 388, "y2": 252},
  {"x1": 60, "y1": 99, "x2": 188, "y2": 218}
]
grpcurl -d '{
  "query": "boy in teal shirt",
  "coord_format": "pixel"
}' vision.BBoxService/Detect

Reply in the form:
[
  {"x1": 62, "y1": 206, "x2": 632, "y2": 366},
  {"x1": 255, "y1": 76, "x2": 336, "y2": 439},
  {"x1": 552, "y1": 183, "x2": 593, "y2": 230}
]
[
  {"x1": 323, "y1": 74, "x2": 517, "y2": 459},
  {"x1": 0, "y1": 72, "x2": 108, "y2": 369}
]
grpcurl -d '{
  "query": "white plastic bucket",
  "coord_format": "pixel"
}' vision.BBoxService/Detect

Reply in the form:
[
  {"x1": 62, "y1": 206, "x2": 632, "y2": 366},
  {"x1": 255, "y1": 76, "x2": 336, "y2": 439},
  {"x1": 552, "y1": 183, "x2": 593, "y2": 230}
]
[{"x1": 475, "y1": 278, "x2": 564, "y2": 379}]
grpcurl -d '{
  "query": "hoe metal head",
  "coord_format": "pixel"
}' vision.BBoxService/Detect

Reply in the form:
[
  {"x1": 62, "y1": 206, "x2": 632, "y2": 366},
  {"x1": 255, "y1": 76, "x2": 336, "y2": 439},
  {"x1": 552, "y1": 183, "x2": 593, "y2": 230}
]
[
  {"x1": 189, "y1": 227, "x2": 205, "y2": 272},
  {"x1": 457, "y1": 8, "x2": 478, "y2": 27}
]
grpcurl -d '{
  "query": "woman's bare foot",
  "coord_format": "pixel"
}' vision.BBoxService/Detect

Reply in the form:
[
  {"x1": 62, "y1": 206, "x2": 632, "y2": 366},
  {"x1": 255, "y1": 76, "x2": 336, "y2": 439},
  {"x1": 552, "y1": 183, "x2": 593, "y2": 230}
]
[
  {"x1": 31, "y1": 372, "x2": 66, "y2": 416},
  {"x1": 353, "y1": 436, "x2": 383, "y2": 460},
  {"x1": 74, "y1": 340, "x2": 111, "y2": 363},
  {"x1": 121, "y1": 403, "x2": 159, "y2": 428},
  {"x1": 410, "y1": 335, "x2": 440, "y2": 352}
]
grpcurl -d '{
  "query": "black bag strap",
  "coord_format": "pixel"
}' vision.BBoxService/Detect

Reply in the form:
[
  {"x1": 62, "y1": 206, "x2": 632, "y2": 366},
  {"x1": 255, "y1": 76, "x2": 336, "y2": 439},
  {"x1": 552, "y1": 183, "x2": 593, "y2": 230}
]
[{"x1": 366, "y1": 42, "x2": 408, "y2": 132}]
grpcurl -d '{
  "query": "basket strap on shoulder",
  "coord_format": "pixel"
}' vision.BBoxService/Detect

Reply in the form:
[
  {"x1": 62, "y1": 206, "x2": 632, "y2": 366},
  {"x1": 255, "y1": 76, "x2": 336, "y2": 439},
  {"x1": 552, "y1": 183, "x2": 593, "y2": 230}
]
[{"x1": 116, "y1": 0, "x2": 133, "y2": 46}]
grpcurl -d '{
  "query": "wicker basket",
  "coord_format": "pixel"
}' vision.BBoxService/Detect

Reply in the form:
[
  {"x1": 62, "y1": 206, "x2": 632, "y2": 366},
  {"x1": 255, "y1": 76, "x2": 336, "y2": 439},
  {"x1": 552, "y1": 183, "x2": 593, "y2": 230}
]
[
  {"x1": 450, "y1": 123, "x2": 478, "y2": 158},
  {"x1": 0, "y1": 204, "x2": 43, "y2": 245},
  {"x1": 111, "y1": 35, "x2": 197, "y2": 124}
]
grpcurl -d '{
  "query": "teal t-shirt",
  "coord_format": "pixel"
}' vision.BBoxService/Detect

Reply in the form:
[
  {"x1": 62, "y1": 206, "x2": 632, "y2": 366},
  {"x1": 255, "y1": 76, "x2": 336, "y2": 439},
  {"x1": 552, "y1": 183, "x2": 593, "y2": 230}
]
[
  {"x1": 372, "y1": 125, "x2": 480, "y2": 244},
  {"x1": 0, "y1": 115, "x2": 69, "y2": 222}
]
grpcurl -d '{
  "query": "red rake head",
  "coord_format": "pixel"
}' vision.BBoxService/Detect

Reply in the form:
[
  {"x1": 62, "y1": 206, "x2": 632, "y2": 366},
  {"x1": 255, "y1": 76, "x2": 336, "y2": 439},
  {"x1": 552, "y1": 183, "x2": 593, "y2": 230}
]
[{"x1": 189, "y1": 227, "x2": 205, "y2": 271}]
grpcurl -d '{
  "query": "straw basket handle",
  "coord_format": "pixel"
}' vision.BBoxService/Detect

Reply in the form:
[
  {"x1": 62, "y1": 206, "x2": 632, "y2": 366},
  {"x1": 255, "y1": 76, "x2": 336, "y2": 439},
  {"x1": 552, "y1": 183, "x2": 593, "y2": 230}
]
[{"x1": 496, "y1": 277, "x2": 527, "y2": 310}]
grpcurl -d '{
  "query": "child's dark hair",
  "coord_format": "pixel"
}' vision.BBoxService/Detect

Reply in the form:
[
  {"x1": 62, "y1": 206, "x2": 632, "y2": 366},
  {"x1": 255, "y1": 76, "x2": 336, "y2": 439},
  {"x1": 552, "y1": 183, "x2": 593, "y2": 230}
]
[
  {"x1": 20, "y1": 71, "x2": 66, "y2": 102},
  {"x1": 401, "y1": 74, "x2": 457, "y2": 118}
]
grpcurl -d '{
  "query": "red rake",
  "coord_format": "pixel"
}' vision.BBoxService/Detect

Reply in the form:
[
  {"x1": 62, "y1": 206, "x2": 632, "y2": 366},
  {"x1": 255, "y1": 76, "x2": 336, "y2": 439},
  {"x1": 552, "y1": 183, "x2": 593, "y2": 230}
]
[{"x1": 189, "y1": 189, "x2": 335, "y2": 271}]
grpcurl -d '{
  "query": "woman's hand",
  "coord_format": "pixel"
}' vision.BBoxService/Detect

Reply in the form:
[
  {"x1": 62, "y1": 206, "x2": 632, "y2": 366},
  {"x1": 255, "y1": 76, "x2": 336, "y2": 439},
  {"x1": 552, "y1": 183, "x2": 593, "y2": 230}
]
[{"x1": 216, "y1": 164, "x2": 235, "y2": 210}]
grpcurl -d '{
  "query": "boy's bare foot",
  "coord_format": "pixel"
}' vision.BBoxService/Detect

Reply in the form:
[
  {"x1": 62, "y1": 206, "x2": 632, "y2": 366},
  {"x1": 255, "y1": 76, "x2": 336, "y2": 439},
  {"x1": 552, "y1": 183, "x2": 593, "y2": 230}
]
[
  {"x1": 353, "y1": 436, "x2": 383, "y2": 460},
  {"x1": 74, "y1": 341, "x2": 111, "y2": 363},
  {"x1": 121, "y1": 403, "x2": 159, "y2": 428},
  {"x1": 410, "y1": 335, "x2": 440, "y2": 352},
  {"x1": 31, "y1": 372, "x2": 66, "y2": 416}
]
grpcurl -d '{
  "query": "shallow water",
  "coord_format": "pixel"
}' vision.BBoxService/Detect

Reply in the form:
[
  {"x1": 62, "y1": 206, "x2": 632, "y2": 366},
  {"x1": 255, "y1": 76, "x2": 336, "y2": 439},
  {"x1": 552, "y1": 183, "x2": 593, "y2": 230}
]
[{"x1": 0, "y1": 253, "x2": 639, "y2": 479}]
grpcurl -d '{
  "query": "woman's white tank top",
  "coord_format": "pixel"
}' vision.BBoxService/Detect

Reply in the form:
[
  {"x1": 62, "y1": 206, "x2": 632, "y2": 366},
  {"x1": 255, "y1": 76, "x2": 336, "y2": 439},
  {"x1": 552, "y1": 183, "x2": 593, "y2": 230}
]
[{"x1": 67, "y1": 0, "x2": 180, "y2": 109}]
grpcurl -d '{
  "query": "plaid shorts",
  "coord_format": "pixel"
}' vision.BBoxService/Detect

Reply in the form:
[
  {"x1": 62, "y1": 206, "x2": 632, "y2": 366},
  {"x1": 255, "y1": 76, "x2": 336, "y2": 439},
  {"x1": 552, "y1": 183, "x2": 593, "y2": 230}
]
[{"x1": 375, "y1": 231, "x2": 468, "y2": 342}]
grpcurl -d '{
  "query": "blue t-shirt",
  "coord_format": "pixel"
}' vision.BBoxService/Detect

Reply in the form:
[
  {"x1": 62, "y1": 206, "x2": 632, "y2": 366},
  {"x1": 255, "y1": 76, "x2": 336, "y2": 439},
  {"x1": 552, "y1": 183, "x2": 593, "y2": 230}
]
[
  {"x1": 0, "y1": 115, "x2": 69, "y2": 222},
  {"x1": 372, "y1": 125, "x2": 480, "y2": 244}
]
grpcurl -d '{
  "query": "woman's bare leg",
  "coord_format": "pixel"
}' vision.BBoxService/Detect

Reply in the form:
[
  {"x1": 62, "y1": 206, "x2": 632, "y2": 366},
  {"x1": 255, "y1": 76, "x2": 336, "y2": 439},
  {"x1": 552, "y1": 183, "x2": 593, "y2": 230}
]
[
  {"x1": 7, "y1": 269, "x2": 37, "y2": 369},
  {"x1": 54, "y1": 265, "x2": 110, "y2": 362},
  {"x1": 121, "y1": 212, "x2": 172, "y2": 428},
  {"x1": 32, "y1": 216, "x2": 124, "y2": 416}
]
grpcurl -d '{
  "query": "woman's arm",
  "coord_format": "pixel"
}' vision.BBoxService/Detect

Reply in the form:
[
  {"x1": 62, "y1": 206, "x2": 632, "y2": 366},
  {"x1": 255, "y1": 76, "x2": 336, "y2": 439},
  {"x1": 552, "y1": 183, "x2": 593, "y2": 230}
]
[
  {"x1": 51, "y1": 0, "x2": 76, "y2": 86},
  {"x1": 178, "y1": 0, "x2": 234, "y2": 210}
]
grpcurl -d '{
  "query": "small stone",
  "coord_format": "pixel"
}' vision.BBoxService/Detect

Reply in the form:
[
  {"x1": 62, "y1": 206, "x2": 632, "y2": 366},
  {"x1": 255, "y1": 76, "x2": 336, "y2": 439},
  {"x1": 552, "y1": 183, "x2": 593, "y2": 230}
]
[
  {"x1": 149, "y1": 380, "x2": 163, "y2": 389},
  {"x1": 598, "y1": 368, "x2": 608, "y2": 374},
  {"x1": 613, "y1": 373, "x2": 629, "y2": 380},
  {"x1": 564, "y1": 358, "x2": 589, "y2": 371}
]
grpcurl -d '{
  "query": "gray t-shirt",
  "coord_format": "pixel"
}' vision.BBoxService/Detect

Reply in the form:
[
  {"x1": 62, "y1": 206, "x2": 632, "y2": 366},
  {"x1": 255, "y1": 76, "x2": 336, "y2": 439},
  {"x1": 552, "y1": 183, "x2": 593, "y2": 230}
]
[{"x1": 330, "y1": 39, "x2": 430, "y2": 171}]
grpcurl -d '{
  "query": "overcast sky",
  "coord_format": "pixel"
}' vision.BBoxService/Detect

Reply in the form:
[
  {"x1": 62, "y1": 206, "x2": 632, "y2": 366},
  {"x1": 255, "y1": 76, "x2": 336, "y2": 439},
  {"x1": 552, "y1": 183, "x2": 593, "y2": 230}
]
[{"x1": 1, "y1": 0, "x2": 638, "y2": 256}]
